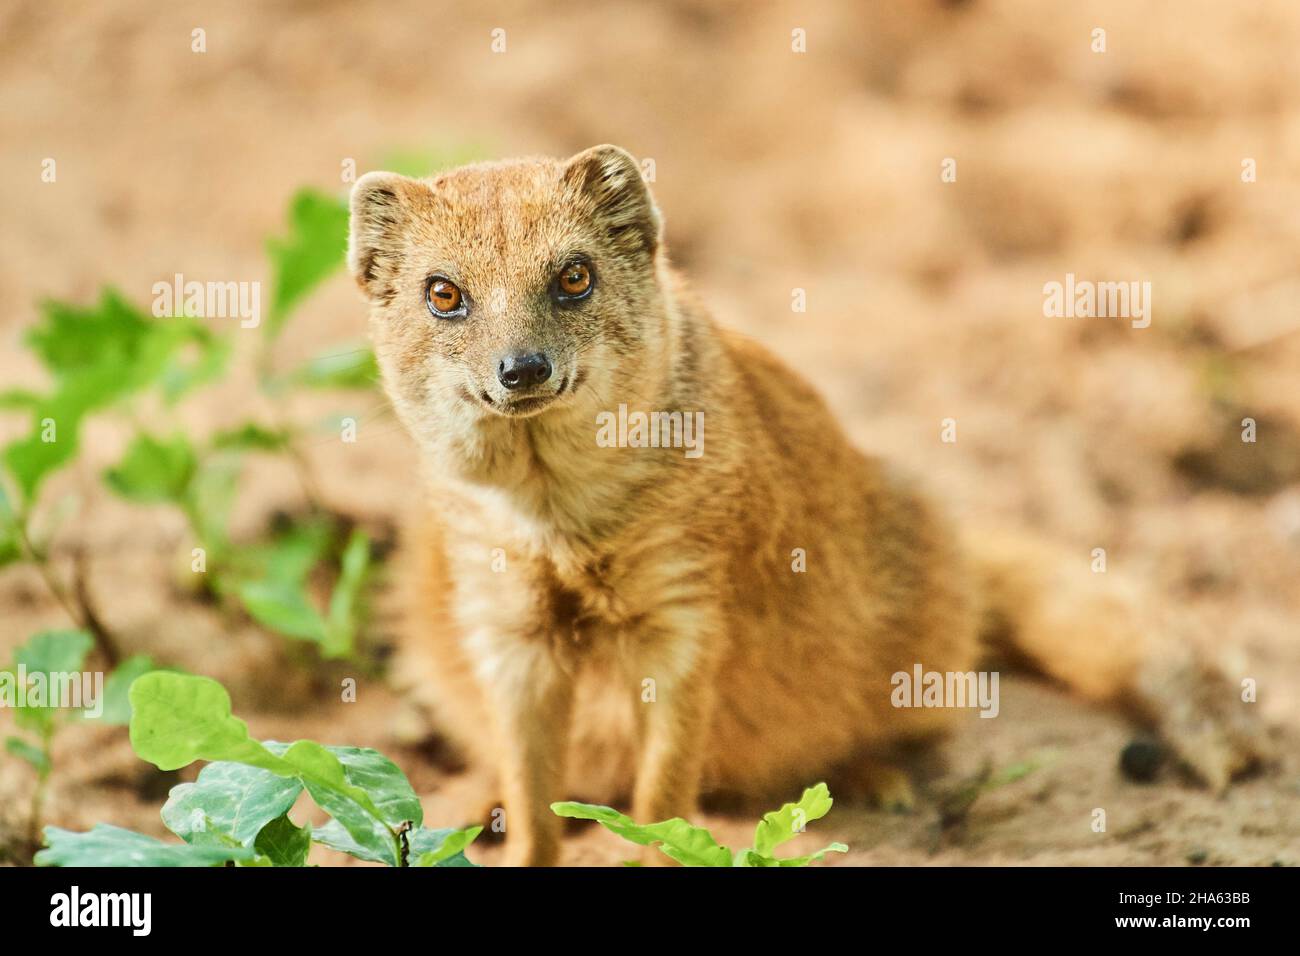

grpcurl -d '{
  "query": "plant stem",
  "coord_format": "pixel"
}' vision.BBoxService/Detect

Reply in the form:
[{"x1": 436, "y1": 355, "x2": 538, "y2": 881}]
[
  {"x1": 20, "y1": 528, "x2": 82, "y2": 625},
  {"x1": 285, "y1": 437, "x2": 324, "y2": 514},
  {"x1": 71, "y1": 547, "x2": 119, "y2": 667},
  {"x1": 396, "y1": 821, "x2": 411, "y2": 867},
  {"x1": 15, "y1": 518, "x2": 121, "y2": 665},
  {"x1": 28, "y1": 729, "x2": 53, "y2": 850}
]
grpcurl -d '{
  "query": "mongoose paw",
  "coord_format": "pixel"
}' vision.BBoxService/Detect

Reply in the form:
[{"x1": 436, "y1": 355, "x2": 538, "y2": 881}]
[
  {"x1": 832, "y1": 756, "x2": 918, "y2": 812},
  {"x1": 864, "y1": 765, "x2": 917, "y2": 813}
]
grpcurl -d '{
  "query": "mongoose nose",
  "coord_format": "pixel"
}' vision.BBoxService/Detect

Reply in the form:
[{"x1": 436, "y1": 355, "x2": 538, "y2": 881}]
[{"x1": 497, "y1": 353, "x2": 552, "y2": 390}]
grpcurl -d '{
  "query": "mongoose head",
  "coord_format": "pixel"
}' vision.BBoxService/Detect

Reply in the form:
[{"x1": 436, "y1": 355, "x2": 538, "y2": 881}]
[{"x1": 348, "y1": 145, "x2": 668, "y2": 468}]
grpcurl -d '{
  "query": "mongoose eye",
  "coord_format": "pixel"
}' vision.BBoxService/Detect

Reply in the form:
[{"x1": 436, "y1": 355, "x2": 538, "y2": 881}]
[
  {"x1": 553, "y1": 260, "x2": 594, "y2": 301},
  {"x1": 426, "y1": 278, "x2": 465, "y2": 317}
]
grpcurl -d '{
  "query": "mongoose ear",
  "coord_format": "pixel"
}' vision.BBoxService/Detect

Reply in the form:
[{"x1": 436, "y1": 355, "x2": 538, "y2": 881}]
[
  {"x1": 348, "y1": 171, "x2": 423, "y2": 301},
  {"x1": 562, "y1": 145, "x2": 661, "y2": 256}
]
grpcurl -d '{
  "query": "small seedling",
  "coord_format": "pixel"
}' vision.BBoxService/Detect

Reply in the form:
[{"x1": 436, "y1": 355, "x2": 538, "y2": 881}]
[
  {"x1": 552, "y1": 783, "x2": 848, "y2": 866},
  {"x1": 35, "y1": 671, "x2": 480, "y2": 867},
  {"x1": 3, "y1": 630, "x2": 158, "y2": 853}
]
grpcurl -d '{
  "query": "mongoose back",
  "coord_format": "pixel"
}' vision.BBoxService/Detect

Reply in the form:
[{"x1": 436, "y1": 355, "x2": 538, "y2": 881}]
[{"x1": 348, "y1": 145, "x2": 1262, "y2": 865}]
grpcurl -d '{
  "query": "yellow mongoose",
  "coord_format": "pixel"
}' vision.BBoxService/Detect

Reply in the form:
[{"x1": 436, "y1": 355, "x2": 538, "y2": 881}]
[{"x1": 348, "y1": 145, "x2": 1262, "y2": 866}]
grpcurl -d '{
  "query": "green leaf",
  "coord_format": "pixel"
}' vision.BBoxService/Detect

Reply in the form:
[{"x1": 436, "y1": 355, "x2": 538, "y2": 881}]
[
  {"x1": 774, "y1": 842, "x2": 848, "y2": 867},
  {"x1": 292, "y1": 345, "x2": 378, "y2": 390},
  {"x1": 4, "y1": 291, "x2": 223, "y2": 502},
  {"x1": 156, "y1": 324, "x2": 231, "y2": 404},
  {"x1": 254, "y1": 814, "x2": 312, "y2": 867},
  {"x1": 640, "y1": 820, "x2": 733, "y2": 867},
  {"x1": 129, "y1": 673, "x2": 399, "y2": 864},
  {"x1": 237, "y1": 580, "x2": 328, "y2": 643},
  {"x1": 27, "y1": 291, "x2": 160, "y2": 379},
  {"x1": 128, "y1": 672, "x2": 288, "y2": 773},
  {"x1": 311, "y1": 818, "x2": 390, "y2": 865},
  {"x1": 104, "y1": 432, "x2": 197, "y2": 503},
  {"x1": 187, "y1": 454, "x2": 242, "y2": 553},
  {"x1": 752, "y1": 782, "x2": 835, "y2": 858},
  {"x1": 989, "y1": 758, "x2": 1040, "y2": 788},
  {"x1": 411, "y1": 826, "x2": 482, "y2": 867},
  {"x1": 232, "y1": 521, "x2": 367, "y2": 655},
  {"x1": 0, "y1": 478, "x2": 18, "y2": 568},
  {"x1": 5, "y1": 735, "x2": 49, "y2": 773},
  {"x1": 550, "y1": 802, "x2": 733, "y2": 867},
  {"x1": 554, "y1": 785, "x2": 848, "y2": 867},
  {"x1": 279, "y1": 740, "x2": 399, "y2": 865},
  {"x1": 90, "y1": 654, "x2": 157, "y2": 725},
  {"x1": 161, "y1": 760, "x2": 303, "y2": 847},
  {"x1": 3, "y1": 376, "x2": 102, "y2": 502},
  {"x1": 12, "y1": 629, "x2": 94, "y2": 734},
  {"x1": 323, "y1": 744, "x2": 422, "y2": 828},
  {"x1": 313, "y1": 824, "x2": 476, "y2": 868},
  {"x1": 211, "y1": 423, "x2": 291, "y2": 452},
  {"x1": 265, "y1": 189, "x2": 349, "y2": 338},
  {"x1": 323, "y1": 530, "x2": 370, "y2": 658},
  {"x1": 304, "y1": 746, "x2": 427, "y2": 866},
  {"x1": 36, "y1": 824, "x2": 254, "y2": 867},
  {"x1": 15, "y1": 629, "x2": 93, "y2": 674},
  {"x1": 0, "y1": 388, "x2": 41, "y2": 411},
  {"x1": 232, "y1": 518, "x2": 333, "y2": 585},
  {"x1": 268, "y1": 742, "x2": 422, "y2": 865}
]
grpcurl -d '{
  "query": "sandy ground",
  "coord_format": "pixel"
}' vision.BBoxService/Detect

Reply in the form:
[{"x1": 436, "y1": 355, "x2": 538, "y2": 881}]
[{"x1": 1, "y1": 0, "x2": 1298, "y2": 866}]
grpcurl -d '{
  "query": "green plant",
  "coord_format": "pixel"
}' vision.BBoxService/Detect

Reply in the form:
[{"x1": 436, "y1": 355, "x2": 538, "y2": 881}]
[
  {"x1": 0, "y1": 292, "x2": 227, "y2": 661},
  {"x1": 2, "y1": 147, "x2": 490, "y2": 663},
  {"x1": 0, "y1": 193, "x2": 376, "y2": 659},
  {"x1": 0, "y1": 147, "x2": 491, "y2": 866},
  {"x1": 936, "y1": 754, "x2": 1048, "y2": 833},
  {"x1": 102, "y1": 184, "x2": 379, "y2": 657},
  {"x1": 101, "y1": 421, "x2": 376, "y2": 661},
  {"x1": 35, "y1": 671, "x2": 480, "y2": 867},
  {"x1": 552, "y1": 783, "x2": 848, "y2": 866},
  {"x1": 3, "y1": 630, "x2": 159, "y2": 849}
]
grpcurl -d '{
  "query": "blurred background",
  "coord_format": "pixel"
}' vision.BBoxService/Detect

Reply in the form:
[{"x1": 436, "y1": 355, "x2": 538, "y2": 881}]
[{"x1": 1, "y1": 0, "x2": 1297, "y2": 865}]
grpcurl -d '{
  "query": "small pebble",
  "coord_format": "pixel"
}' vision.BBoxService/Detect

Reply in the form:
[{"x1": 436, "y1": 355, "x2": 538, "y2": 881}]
[{"x1": 1119, "y1": 737, "x2": 1166, "y2": 783}]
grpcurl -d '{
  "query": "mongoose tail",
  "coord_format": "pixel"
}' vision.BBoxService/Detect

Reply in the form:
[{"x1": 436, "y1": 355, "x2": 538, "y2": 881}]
[{"x1": 973, "y1": 533, "x2": 1265, "y2": 791}]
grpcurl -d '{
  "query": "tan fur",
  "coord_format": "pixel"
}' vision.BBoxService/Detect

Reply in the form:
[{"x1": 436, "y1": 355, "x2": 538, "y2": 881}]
[{"x1": 349, "y1": 146, "x2": 1263, "y2": 865}]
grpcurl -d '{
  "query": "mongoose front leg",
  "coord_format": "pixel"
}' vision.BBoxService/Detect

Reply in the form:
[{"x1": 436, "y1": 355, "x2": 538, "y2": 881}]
[
  {"x1": 473, "y1": 636, "x2": 575, "y2": 866},
  {"x1": 626, "y1": 609, "x2": 722, "y2": 840}
]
